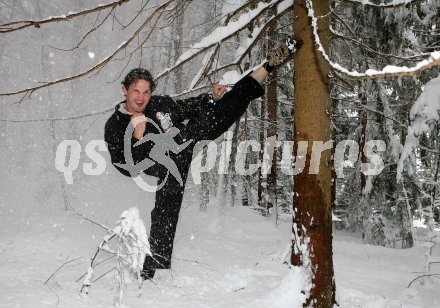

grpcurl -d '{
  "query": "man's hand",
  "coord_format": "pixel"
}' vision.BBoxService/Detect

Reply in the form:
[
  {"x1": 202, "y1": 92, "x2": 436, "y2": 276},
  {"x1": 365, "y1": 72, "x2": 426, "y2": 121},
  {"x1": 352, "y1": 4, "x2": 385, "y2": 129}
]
[
  {"x1": 131, "y1": 113, "x2": 147, "y2": 140},
  {"x1": 212, "y1": 83, "x2": 228, "y2": 101}
]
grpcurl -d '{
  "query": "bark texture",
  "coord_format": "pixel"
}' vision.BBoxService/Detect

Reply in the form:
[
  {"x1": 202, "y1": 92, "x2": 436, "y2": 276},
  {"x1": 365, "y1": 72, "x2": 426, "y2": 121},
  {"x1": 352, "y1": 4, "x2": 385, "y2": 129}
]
[{"x1": 291, "y1": 0, "x2": 336, "y2": 306}]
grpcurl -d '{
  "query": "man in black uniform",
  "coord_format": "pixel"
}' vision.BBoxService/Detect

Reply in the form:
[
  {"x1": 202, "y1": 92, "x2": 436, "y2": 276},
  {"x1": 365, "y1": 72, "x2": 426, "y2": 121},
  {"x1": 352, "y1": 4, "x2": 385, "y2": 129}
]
[{"x1": 104, "y1": 37, "x2": 301, "y2": 280}]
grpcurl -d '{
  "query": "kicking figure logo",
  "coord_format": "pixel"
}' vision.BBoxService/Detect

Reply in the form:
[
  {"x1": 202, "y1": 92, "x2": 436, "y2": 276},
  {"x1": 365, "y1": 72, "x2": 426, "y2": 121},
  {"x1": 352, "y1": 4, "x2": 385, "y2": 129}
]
[{"x1": 115, "y1": 115, "x2": 192, "y2": 192}]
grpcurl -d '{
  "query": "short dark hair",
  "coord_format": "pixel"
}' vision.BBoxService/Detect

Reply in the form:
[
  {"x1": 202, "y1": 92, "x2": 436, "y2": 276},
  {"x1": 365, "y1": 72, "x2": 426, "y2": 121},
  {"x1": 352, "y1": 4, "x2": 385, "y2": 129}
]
[{"x1": 121, "y1": 68, "x2": 156, "y2": 91}]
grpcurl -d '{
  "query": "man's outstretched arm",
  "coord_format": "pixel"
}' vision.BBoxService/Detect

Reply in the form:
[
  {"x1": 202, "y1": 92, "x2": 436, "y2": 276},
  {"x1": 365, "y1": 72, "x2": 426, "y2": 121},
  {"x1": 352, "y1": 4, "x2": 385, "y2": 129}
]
[{"x1": 173, "y1": 84, "x2": 228, "y2": 121}]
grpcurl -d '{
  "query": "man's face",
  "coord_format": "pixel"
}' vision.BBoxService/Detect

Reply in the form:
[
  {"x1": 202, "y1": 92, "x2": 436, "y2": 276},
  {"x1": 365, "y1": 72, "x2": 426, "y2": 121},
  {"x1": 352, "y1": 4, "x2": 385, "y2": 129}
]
[{"x1": 123, "y1": 79, "x2": 152, "y2": 113}]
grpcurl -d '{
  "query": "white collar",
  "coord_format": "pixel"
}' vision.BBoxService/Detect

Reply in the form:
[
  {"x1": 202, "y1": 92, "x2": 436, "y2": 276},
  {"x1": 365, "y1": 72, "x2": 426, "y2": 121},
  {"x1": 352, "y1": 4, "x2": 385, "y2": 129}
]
[{"x1": 119, "y1": 103, "x2": 133, "y2": 115}]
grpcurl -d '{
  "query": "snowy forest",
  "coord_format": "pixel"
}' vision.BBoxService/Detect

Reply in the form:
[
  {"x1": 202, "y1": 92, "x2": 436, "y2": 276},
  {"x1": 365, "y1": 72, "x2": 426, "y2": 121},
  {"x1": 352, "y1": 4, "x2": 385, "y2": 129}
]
[{"x1": 1, "y1": 0, "x2": 440, "y2": 307}]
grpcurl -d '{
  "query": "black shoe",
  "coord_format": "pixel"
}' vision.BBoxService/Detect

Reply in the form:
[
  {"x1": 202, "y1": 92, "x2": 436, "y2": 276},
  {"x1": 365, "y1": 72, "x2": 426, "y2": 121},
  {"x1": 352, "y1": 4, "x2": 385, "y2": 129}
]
[
  {"x1": 140, "y1": 268, "x2": 156, "y2": 280},
  {"x1": 264, "y1": 36, "x2": 303, "y2": 72}
]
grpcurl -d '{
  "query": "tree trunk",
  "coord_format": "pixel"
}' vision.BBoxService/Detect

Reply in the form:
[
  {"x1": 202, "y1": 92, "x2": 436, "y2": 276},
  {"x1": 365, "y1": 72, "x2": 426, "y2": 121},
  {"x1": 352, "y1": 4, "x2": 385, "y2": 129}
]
[
  {"x1": 257, "y1": 91, "x2": 266, "y2": 208},
  {"x1": 359, "y1": 81, "x2": 367, "y2": 195},
  {"x1": 358, "y1": 81, "x2": 368, "y2": 233},
  {"x1": 291, "y1": 0, "x2": 336, "y2": 306},
  {"x1": 200, "y1": 150, "x2": 210, "y2": 212},
  {"x1": 226, "y1": 119, "x2": 241, "y2": 207},
  {"x1": 243, "y1": 111, "x2": 252, "y2": 207},
  {"x1": 267, "y1": 18, "x2": 278, "y2": 221},
  {"x1": 172, "y1": 11, "x2": 184, "y2": 94}
]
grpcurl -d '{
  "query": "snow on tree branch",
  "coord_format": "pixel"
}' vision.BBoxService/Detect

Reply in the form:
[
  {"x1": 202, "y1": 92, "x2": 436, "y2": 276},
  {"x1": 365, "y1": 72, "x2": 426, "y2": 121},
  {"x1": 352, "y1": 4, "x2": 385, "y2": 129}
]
[
  {"x1": 397, "y1": 74, "x2": 440, "y2": 181},
  {"x1": 223, "y1": 0, "x2": 271, "y2": 25},
  {"x1": 306, "y1": 0, "x2": 440, "y2": 79},
  {"x1": 0, "y1": 0, "x2": 130, "y2": 33},
  {"x1": 186, "y1": 0, "x2": 271, "y2": 90},
  {"x1": 154, "y1": 0, "x2": 293, "y2": 82},
  {"x1": 79, "y1": 207, "x2": 151, "y2": 304},
  {"x1": 342, "y1": 0, "x2": 420, "y2": 7},
  {"x1": 0, "y1": 0, "x2": 176, "y2": 99},
  {"x1": 187, "y1": 3, "x2": 292, "y2": 91}
]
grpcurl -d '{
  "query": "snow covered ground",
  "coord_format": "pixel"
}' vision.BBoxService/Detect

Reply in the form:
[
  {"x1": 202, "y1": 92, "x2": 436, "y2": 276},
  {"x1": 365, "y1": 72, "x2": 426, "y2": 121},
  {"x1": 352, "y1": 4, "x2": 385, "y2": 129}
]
[
  {"x1": 0, "y1": 144, "x2": 439, "y2": 308},
  {"x1": 1, "y1": 186, "x2": 439, "y2": 308}
]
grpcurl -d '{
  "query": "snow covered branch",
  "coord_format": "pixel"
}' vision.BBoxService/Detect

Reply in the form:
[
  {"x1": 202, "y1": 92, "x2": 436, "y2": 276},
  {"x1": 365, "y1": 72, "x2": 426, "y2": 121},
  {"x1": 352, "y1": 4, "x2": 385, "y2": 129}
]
[
  {"x1": 342, "y1": 0, "x2": 420, "y2": 8},
  {"x1": 187, "y1": 2, "x2": 293, "y2": 90},
  {"x1": 44, "y1": 256, "x2": 83, "y2": 285},
  {"x1": 397, "y1": 75, "x2": 440, "y2": 181},
  {"x1": 0, "y1": 0, "x2": 130, "y2": 33},
  {"x1": 79, "y1": 207, "x2": 151, "y2": 304},
  {"x1": 306, "y1": 0, "x2": 440, "y2": 79},
  {"x1": 155, "y1": 0, "x2": 292, "y2": 82}
]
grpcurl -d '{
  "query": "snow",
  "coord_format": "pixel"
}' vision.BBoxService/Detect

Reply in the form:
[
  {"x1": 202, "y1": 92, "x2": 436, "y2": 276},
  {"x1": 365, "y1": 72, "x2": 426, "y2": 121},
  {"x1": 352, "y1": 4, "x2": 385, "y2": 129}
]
[
  {"x1": 262, "y1": 266, "x2": 310, "y2": 307},
  {"x1": 219, "y1": 70, "x2": 242, "y2": 86},
  {"x1": 2, "y1": 161, "x2": 439, "y2": 308},
  {"x1": 1, "y1": 1, "x2": 440, "y2": 305},
  {"x1": 350, "y1": 0, "x2": 415, "y2": 7},
  {"x1": 397, "y1": 74, "x2": 440, "y2": 180},
  {"x1": 332, "y1": 213, "x2": 342, "y2": 222},
  {"x1": 409, "y1": 75, "x2": 440, "y2": 125}
]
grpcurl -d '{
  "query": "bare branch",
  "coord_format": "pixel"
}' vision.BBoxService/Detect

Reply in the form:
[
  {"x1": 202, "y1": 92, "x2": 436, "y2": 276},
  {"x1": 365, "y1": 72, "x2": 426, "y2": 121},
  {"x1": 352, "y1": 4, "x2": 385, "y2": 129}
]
[
  {"x1": 92, "y1": 266, "x2": 117, "y2": 283},
  {"x1": 122, "y1": 0, "x2": 153, "y2": 29},
  {"x1": 189, "y1": 45, "x2": 221, "y2": 90},
  {"x1": 330, "y1": 26, "x2": 430, "y2": 62},
  {"x1": 50, "y1": 8, "x2": 116, "y2": 52},
  {"x1": 0, "y1": 0, "x2": 176, "y2": 98},
  {"x1": 0, "y1": 107, "x2": 114, "y2": 123},
  {"x1": 44, "y1": 256, "x2": 83, "y2": 285},
  {"x1": 105, "y1": 54, "x2": 134, "y2": 85},
  {"x1": 75, "y1": 255, "x2": 115, "y2": 282},
  {"x1": 69, "y1": 205, "x2": 112, "y2": 233},
  {"x1": 0, "y1": 0, "x2": 130, "y2": 33},
  {"x1": 120, "y1": 8, "x2": 165, "y2": 66},
  {"x1": 172, "y1": 84, "x2": 211, "y2": 99},
  {"x1": 361, "y1": 104, "x2": 407, "y2": 129},
  {"x1": 165, "y1": 0, "x2": 192, "y2": 25},
  {"x1": 407, "y1": 273, "x2": 440, "y2": 288},
  {"x1": 223, "y1": 0, "x2": 260, "y2": 25}
]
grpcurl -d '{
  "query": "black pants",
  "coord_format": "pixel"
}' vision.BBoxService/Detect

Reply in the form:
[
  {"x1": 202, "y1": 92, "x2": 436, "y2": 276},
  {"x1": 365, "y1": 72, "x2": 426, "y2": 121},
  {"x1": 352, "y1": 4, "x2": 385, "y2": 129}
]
[{"x1": 144, "y1": 75, "x2": 265, "y2": 270}]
